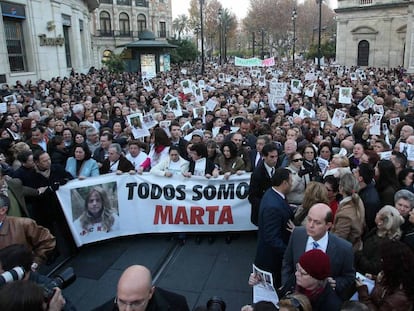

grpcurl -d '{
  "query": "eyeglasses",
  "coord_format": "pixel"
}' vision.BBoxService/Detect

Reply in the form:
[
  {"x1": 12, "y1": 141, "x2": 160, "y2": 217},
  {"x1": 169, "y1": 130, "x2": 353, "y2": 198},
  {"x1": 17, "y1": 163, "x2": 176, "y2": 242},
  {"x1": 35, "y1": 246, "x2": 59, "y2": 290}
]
[
  {"x1": 115, "y1": 297, "x2": 147, "y2": 310},
  {"x1": 296, "y1": 263, "x2": 309, "y2": 276},
  {"x1": 292, "y1": 158, "x2": 303, "y2": 162}
]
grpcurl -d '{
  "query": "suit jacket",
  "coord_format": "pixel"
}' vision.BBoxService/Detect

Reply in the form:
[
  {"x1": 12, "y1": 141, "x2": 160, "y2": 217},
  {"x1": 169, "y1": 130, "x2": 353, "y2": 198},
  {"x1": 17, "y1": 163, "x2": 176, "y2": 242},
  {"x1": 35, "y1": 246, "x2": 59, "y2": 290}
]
[
  {"x1": 7, "y1": 178, "x2": 38, "y2": 217},
  {"x1": 248, "y1": 162, "x2": 273, "y2": 226},
  {"x1": 100, "y1": 155, "x2": 135, "y2": 174},
  {"x1": 281, "y1": 227, "x2": 355, "y2": 299},
  {"x1": 249, "y1": 149, "x2": 262, "y2": 171},
  {"x1": 255, "y1": 188, "x2": 293, "y2": 276}
]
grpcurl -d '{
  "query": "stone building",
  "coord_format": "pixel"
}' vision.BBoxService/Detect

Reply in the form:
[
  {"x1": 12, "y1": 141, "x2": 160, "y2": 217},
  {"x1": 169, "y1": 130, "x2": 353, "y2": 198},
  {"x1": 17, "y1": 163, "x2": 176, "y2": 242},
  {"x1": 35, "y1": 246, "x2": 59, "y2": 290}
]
[
  {"x1": 0, "y1": 0, "x2": 99, "y2": 86},
  {"x1": 335, "y1": 0, "x2": 412, "y2": 70},
  {"x1": 91, "y1": 0, "x2": 173, "y2": 67}
]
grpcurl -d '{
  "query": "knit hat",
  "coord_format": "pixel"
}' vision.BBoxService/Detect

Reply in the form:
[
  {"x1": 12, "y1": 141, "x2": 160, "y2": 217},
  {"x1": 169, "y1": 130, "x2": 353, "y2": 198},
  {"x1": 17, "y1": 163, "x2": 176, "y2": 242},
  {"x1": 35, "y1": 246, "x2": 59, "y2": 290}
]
[{"x1": 298, "y1": 249, "x2": 331, "y2": 280}]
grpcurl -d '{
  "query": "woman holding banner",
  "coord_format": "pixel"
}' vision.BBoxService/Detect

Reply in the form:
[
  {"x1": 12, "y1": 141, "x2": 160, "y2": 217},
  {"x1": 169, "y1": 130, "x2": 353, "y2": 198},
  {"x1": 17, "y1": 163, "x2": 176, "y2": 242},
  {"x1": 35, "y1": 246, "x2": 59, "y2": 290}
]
[
  {"x1": 73, "y1": 186, "x2": 120, "y2": 237},
  {"x1": 150, "y1": 145, "x2": 189, "y2": 177}
]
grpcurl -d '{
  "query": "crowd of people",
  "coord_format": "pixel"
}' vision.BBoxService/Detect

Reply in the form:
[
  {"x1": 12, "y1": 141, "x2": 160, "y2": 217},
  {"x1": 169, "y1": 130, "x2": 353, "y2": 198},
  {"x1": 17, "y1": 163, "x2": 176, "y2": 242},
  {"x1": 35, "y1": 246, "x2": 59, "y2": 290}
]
[{"x1": 0, "y1": 60, "x2": 414, "y2": 310}]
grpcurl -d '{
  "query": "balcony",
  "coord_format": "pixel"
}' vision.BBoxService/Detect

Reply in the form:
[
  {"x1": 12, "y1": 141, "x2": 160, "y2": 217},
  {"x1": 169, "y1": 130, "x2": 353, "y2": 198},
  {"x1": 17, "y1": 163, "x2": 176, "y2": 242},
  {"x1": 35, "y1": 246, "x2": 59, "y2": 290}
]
[
  {"x1": 118, "y1": 30, "x2": 132, "y2": 37},
  {"x1": 117, "y1": 0, "x2": 131, "y2": 5},
  {"x1": 359, "y1": 0, "x2": 373, "y2": 5},
  {"x1": 135, "y1": 0, "x2": 149, "y2": 7},
  {"x1": 100, "y1": 0, "x2": 113, "y2": 4},
  {"x1": 97, "y1": 30, "x2": 114, "y2": 37},
  {"x1": 158, "y1": 30, "x2": 169, "y2": 38}
]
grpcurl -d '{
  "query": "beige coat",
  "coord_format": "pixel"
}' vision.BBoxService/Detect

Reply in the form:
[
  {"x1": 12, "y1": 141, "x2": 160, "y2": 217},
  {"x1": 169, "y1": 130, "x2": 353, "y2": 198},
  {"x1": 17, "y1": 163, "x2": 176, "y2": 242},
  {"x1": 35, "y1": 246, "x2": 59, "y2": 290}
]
[{"x1": 332, "y1": 195, "x2": 365, "y2": 251}]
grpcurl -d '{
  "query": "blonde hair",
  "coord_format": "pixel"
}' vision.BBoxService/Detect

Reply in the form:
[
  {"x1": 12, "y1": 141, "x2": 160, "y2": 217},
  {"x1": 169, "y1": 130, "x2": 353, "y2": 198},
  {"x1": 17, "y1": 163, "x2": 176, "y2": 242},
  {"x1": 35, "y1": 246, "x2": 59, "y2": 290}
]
[
  {"x1": 376, "y1": 205, "x2": 404, "y2": 239},
  {"x1": 278, "y1": 293, "x2": 312, "y2": 311}
]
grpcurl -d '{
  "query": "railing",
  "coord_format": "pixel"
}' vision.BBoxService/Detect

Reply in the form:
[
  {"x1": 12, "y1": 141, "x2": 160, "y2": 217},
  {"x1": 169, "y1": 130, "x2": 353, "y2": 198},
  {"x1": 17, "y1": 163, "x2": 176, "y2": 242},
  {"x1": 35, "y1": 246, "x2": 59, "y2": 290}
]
[
  {"x1": 100, "y1": 0, "x2": 113, "y2": 4},
  {"x1": 135, "y1": 0, "x2": 149, "y2": 7},
  {"x1": 96, "y1": 30, "x2": 114, "y2": 37},
  {"x1": 117, "y1": 0, "x2": 132, "y2": 5},
  {"x1": 359, "y1": 0, "x2": 373, "y2": 5},
  {"x1": 158, "y1": 30, "x2": 168, "y2": 38}
]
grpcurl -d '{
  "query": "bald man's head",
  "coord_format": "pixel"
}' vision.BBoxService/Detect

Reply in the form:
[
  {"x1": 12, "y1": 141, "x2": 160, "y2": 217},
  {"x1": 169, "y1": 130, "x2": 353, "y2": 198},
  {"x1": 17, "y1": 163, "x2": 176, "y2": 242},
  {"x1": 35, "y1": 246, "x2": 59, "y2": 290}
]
[
  {"x1": 305, "y1": 203, "x2": 333, "y2": 241},
  {"x1": 116, "y1": 265, "x2": 154, "y2": 310}
]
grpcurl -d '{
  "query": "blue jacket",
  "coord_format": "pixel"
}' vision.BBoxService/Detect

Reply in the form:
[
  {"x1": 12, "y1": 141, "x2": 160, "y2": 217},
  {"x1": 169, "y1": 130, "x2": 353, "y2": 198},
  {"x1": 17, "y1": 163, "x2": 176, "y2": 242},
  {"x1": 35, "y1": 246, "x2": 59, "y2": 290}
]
[{"x1": 65, "y1": 157, "x2": 99, "y2": 178}]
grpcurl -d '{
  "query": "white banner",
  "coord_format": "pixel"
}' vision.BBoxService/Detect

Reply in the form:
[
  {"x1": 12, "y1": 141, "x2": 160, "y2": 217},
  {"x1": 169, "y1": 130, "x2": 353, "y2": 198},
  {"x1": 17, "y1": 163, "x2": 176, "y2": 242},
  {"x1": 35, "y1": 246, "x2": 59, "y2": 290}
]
[{"x1": 56, "y1": 173, "x2": 255, "y2": 246}]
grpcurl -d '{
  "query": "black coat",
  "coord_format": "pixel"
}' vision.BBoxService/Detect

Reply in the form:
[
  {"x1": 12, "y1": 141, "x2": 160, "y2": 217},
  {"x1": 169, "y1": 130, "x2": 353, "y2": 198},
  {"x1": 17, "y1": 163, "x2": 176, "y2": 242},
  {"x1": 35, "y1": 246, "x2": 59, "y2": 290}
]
[
  {"x1": 100, "y1": 155, "x2": 135, "y2": 174},
  {"x1": 248, "y1": 162, "x2": 273, "y2": 226}
]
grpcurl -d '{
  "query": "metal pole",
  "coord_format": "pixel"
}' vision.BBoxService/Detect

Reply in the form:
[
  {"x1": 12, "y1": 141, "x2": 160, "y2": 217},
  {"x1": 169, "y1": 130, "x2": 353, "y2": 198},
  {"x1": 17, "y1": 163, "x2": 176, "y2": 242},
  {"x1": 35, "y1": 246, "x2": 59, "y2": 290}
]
[
  {"x1": 218, "y1": 8, "x2": 222, "y2": 65},
  {"x1": 261, "y1": 29, "x2": 264, "y2": 59},
  {"x1": 200, "y1": 0, "x2": 205, "y2": 74},
  {"x1": 292, "y1": 8, "x2": 297, "y2": 67},
  {"x1": 252, "y1": 32, "x2": 255, "y2": 57},
  {"x1": 317, "y1": 0, "x2": 322, "y2": 70}
]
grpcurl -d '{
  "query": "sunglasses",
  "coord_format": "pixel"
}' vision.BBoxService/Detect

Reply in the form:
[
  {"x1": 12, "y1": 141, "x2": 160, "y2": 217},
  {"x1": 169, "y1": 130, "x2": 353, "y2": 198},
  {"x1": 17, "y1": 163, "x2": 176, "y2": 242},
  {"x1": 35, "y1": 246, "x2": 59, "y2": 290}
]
[{"x1": 292, "y1": 158, "x2": 303, "y2": 162}]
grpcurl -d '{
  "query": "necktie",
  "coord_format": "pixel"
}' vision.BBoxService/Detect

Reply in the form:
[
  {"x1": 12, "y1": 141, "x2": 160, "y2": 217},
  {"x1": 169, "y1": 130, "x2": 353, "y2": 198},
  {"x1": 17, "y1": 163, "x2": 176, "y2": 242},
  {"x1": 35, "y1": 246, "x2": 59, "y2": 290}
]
[
  {"x1": 271, "y1": 168, "x2": 275, "y2": 177},
  {"x1": 312, "y1": 241, "x2": 319, "y2": 249}
]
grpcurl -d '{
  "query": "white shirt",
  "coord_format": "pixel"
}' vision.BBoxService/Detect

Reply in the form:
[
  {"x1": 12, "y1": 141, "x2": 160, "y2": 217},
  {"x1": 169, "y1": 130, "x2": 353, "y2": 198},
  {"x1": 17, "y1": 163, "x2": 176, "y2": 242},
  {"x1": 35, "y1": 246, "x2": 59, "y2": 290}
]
[
  {"x1": 305, "y1": 231, "x2": 329, "y2": 252},
  {"x1": 194, "y1": 158, "x2": 207, "y2": 176},
  {"x1": 126, "y1": 151, "x2": 148, "y2": 170}
]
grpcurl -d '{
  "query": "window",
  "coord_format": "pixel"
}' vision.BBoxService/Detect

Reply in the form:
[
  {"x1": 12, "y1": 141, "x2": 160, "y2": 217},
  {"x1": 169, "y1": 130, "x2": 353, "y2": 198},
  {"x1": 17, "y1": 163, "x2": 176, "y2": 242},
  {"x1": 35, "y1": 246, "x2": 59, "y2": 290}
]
[
  {"x1": 100, "y1": 11, "x2": 112, "y2": 36},
  {"x1": 119, "y1": 13, "x2": 130, "y2": 36},
  {"x1": 137, "y1": 14, "x2": 146, "y2": 34},
  {"x1": 4, "y1": 18, "x2": 26, "y2": 72},
  {"x1": 159, "y1": 21, "x2": 166, "y2": 38},
  {"x1": 63, "y1": 26, "x2": 72, "y2": 67},
  {"x1": 135, "y1": 0, "x2": 148, "y2": 6}
]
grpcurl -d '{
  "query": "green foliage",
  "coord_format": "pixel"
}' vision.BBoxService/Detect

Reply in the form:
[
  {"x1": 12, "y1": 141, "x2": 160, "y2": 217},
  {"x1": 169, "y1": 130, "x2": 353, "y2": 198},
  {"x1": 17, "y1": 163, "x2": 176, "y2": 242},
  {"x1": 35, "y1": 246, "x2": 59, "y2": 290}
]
[
  {"x1": 168, "y1": 39, "x2": 199, "y2": 64},
  {"x1": 101, "y1": 53, "x2": 124, "y2": 73},
  {"x1": 305, "y1": 40, "x2": 336, "y2": 60}
]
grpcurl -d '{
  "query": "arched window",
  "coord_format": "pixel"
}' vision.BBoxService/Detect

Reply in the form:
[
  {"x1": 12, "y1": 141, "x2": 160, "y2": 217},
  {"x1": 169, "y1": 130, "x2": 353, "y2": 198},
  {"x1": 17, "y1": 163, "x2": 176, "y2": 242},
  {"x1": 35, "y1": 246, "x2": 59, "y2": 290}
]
[
  {"x1": 119, "y1": 13, "x2": 130, "y2": 36},
  {"x1": 137, "y1": 14, "x2": 146, "y2": 34},
  {"x1": 99, "y1": 11, "x2": 112, "y2": 36},
  {"x1": 357, "y1": 40, "x2": 369, "y2": 66}
]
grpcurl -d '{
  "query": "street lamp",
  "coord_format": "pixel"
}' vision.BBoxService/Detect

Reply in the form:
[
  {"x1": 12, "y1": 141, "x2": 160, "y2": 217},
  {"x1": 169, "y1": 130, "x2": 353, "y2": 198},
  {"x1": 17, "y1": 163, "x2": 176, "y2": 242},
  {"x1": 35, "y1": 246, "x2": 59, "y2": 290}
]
[
  {"x1": 317, "y1": 0, "x2": 322, "y2": 70},
  {"x1": 218, "y1": 8, "x2": 222, "y2": 65},
  {"x1": 291, "y1": 8, "x2": 297, "y2": 67},
  {"x1": 199, "y1": 0, "x2": 205, "y2": 74},
  {"x1": 261, "y1": 29, "x2": 265, "y2": 59}
]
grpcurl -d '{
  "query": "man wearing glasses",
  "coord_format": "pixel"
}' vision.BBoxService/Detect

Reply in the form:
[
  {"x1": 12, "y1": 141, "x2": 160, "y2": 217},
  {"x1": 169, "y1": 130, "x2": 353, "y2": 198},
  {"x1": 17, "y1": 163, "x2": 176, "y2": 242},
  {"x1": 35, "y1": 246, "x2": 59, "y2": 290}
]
[{"x1": 99, "y1": 265, "x2": 189, "y2": 310}]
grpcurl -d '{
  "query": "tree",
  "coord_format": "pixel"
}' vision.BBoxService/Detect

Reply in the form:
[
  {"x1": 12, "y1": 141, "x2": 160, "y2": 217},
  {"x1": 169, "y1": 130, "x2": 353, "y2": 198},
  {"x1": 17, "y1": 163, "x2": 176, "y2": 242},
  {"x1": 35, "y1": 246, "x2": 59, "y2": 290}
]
[
  {"x1": 242, "y1": 0, "x2": 335, "y2": 58},
  {"x1": 172, "y1": 14, "x2": 190, "y2": 40},
  {"x1": 101, "y1": 53, "x2": 124, "y2": 73},
  {"x1": 188, "y1": 0, "x2": 238, "y2": 55},
  {"x1": 168, "y1": 39, "x2": 199, "y2": 64}
]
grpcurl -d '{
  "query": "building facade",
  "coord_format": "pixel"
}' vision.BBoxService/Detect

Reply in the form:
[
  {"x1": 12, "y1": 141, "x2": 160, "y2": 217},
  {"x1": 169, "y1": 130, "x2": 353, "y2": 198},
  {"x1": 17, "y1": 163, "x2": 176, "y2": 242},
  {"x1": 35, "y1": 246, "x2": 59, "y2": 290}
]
[
  {"x1": 0, "y1": 0, "x2": 99, "y2": 86},
  {"x1": 335, "y1": 0, "x2": 413, "y2": 70},
  {"x1": 91, "y1": 0, "x2": 173, "y2": 68}
]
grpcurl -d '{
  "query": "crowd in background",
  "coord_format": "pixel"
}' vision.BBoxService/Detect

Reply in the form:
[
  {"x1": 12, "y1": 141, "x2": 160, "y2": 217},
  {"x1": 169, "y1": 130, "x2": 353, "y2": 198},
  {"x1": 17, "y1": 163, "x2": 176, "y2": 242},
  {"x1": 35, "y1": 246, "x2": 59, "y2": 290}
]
[{"x1": 0, "y1": 61, "x2": 414, "y2": 310}]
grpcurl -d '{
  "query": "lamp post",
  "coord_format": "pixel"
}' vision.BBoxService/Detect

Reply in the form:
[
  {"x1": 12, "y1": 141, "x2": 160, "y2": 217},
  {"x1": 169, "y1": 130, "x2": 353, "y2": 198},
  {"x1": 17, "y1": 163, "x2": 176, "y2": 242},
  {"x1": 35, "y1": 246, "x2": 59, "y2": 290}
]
[
  {"x1": 291, "y1": 8, "x2": 297, "y2": 67},
  {"x1": 199, "y1": 0, "x2": 205, "y2": 74},
  {"x1": 317, "y1": 0, "x2": 322, "y2": 70},
  {"x1": 252, "y1": 32, "x2": 255, "y2": 57},
  {"x1": 261, "y1": 29, "x2": 265, "y2": 59},
  {"x1": 218, "y1": 8, "x2": 222, "y2": 65}
]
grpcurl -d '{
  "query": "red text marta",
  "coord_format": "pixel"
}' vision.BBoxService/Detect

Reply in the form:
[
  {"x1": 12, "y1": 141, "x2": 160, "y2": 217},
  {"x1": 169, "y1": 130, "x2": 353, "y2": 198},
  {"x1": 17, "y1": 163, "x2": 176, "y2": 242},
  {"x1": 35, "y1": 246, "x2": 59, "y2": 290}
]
[{"x1": 153, "y1": 205, "x2": 234, "y2": 224}]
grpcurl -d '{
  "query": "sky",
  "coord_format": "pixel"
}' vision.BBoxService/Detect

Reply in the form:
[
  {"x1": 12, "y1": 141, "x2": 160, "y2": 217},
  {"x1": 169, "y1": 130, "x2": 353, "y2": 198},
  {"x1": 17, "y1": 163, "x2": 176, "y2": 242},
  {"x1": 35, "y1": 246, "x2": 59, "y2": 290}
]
[
  {"x1": 171, "y1": 0, "x2": 250, "y2": 20},
  {"x1": 171, "y1": 0, "x2": 338, "y2": 20}
]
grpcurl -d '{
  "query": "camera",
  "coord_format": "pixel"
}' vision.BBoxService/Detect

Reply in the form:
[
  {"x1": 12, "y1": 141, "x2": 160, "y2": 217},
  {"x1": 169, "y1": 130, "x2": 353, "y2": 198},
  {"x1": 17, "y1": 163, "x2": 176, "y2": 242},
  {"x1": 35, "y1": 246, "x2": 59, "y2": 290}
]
[
  {"x1": 206, "y1": 296, "x2": 226, "y2": 311},
  {"x1": 0, "y1": 267, "x2": 25, "y2": 286},
  {"x1": 42, "y1": 267, "x2": 76, "y2": 301}
]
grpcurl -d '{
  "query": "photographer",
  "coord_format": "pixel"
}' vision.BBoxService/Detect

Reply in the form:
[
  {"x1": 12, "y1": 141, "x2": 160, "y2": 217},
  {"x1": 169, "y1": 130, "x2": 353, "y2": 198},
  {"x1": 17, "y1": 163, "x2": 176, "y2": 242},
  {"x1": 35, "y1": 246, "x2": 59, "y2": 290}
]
[
  {"x1": 0, "y1": 280, "x2": 65, "y2": 311},
  {"x1": 0, "y1": 194, "x2": 56, "y2": 266},
  {"x1": 0, "y1": 244, "x2": 75, "y2": 310}
]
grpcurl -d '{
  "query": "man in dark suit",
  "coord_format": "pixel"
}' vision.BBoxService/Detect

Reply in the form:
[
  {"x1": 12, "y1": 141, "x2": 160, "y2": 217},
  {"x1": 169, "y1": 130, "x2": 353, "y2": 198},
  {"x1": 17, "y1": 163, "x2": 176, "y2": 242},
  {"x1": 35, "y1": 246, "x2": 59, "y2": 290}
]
[
  {"x1": 100, "y1": 143, "x2": 135, "y2": 174},
  {"x1": 281, "y1": 203, "x2": 355, "y2": 300},
  {"x1": 249, "y1": 135, "x2": 271, "y2": 171},
  {"x1": 95, "y1": 265, "x2": 190, "y2": 311},
  {"x1": 248, "y1": 143, "x2": 279, "y2": 226},
  {"x1": 254, "y1": 167, "x2": 293, "y2": 288}
]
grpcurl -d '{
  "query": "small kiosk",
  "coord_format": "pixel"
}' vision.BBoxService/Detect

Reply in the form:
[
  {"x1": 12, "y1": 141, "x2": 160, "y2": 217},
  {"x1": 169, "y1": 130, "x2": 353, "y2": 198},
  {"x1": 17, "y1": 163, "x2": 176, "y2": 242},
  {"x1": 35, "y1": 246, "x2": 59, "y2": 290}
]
[{"x1": 119, "y1": 30, "x2": 177, "y2": 77}]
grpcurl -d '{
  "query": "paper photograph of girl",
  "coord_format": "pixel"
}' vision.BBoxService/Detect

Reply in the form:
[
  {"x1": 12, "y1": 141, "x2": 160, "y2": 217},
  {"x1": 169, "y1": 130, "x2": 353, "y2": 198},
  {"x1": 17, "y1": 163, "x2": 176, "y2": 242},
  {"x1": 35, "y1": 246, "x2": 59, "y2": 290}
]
[{"x1": 72, "y1": 183, "x2": 120, "y2": 238}]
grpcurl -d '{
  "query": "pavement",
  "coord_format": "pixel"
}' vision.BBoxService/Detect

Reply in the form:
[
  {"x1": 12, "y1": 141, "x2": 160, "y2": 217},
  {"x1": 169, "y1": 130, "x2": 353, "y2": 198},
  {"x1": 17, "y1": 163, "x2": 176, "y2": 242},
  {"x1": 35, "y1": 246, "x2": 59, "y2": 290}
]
[{"x1": 43, "y1": 231, "x2": 257, "y2": 311}]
